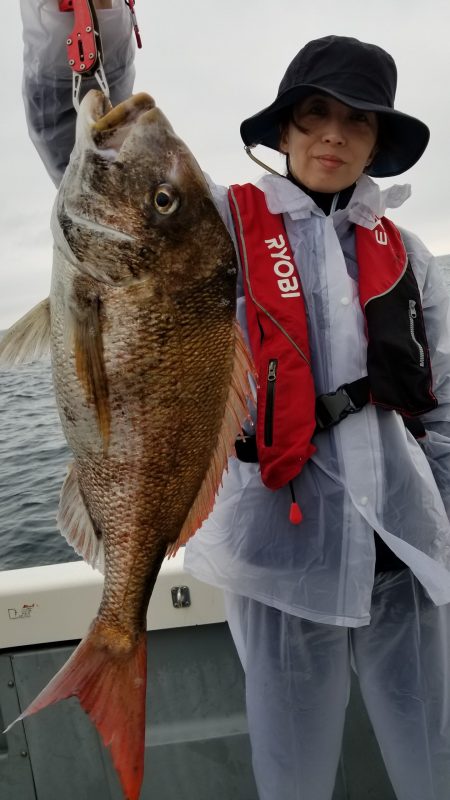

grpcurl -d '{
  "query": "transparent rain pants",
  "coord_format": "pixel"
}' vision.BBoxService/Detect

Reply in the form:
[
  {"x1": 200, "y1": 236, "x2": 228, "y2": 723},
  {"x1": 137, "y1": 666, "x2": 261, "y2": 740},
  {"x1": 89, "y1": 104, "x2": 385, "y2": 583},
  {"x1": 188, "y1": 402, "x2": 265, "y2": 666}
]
[{"x1": 225, "y1": 569, "x2": 450, "y2": 800}]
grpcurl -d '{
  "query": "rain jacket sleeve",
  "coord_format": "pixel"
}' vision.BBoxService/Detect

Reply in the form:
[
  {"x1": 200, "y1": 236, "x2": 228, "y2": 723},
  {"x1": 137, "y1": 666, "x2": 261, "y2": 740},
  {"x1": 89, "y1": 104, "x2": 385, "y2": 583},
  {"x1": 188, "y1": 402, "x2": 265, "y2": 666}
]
[
  {"x1": 19, "y1": 0, "x2": 135, "y2": 186},
  {"x1": 401, "y1": 229, "x2": 450, "y2": 517},
  {"x1": 204, "y1": 175, "x2": 251, "y2": 352}
]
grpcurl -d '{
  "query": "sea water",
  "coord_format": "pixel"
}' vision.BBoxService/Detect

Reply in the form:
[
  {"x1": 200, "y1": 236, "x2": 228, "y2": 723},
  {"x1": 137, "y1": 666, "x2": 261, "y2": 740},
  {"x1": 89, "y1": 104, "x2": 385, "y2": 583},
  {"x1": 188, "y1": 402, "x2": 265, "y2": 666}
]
[{"x1": 0, "y1": 357, "x2": 76, "y2": 570}]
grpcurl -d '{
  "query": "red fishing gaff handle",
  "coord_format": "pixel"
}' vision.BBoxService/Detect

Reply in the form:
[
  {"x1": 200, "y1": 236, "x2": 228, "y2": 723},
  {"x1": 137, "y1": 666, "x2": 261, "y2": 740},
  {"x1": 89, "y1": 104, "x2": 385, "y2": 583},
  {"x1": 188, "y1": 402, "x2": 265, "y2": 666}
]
[
  {"x1": 60, "y1": 1, "x2": 143, "y2": 50},
  {"x1": 59, "y1": 0, "x2": 100, "y2": 76}
]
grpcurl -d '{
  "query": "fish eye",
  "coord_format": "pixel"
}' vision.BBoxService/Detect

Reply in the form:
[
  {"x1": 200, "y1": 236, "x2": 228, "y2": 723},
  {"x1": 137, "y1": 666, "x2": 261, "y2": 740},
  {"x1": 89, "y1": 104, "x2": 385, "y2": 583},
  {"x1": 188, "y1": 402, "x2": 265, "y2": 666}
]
[{"x1": 153, "y1": 184, "x2": 179, "y2": 215}]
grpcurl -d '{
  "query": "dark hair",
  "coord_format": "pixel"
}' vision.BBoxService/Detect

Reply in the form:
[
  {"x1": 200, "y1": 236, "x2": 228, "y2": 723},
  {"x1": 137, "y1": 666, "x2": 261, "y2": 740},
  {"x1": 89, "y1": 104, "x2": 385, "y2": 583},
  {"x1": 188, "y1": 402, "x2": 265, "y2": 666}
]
[
  {"x1": 277, "y1": 107, "x2": 292, "y2": 151},
  {"x1": 374, "y1": 115, "x2": 395, "y2": 161}
]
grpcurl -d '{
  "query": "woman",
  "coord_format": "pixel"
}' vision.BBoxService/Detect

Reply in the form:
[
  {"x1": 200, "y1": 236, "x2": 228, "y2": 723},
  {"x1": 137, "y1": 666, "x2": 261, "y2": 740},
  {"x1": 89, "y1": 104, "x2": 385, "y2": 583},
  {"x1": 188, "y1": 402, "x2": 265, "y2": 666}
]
[
  {"x1": 18, "y1": 8, "x2": 450, "y2": 798},
  {"x1": 184, "y1": 36, "x2": 450, "y2": 800}
]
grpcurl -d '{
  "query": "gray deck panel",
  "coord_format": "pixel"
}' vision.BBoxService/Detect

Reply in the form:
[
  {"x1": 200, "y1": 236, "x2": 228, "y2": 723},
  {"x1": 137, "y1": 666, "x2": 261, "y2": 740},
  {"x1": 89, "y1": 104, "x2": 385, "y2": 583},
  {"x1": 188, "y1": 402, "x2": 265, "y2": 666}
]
[
  {"x1": 0, "y1": 655, "x2": 36, "y2": 800},
  {"x1": 4, "y1": 624, "x2": 259, "y2": 800},
  {"x1": 0, "y1": 622, "x2": 396, "y2": 799}
]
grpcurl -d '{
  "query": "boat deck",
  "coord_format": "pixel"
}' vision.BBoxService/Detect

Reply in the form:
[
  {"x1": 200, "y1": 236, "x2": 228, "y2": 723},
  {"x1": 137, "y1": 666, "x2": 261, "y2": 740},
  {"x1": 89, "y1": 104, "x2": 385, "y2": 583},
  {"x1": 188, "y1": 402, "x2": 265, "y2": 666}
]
[{"x1": 0, "y1": 556, "x2": 395, "y2": 799}]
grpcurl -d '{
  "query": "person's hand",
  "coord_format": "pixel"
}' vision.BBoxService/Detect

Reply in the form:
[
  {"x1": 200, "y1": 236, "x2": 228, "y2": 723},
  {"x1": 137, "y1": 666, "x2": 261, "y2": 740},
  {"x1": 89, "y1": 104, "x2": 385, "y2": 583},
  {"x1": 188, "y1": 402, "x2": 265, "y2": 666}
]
[{"x1": 94, "y1": 1, "x2": 112, "y2": 8}]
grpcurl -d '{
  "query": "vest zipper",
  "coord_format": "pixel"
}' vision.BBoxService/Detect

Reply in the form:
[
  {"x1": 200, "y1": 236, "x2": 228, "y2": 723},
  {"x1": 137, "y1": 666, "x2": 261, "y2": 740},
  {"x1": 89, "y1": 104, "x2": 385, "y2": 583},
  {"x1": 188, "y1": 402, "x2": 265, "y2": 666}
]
[
  {"x1": 408, "y1": 300, "x2": 425, "y2": 367},
  {"x1": 264, "y1": 359, "x2": 278, "y2": 446}
]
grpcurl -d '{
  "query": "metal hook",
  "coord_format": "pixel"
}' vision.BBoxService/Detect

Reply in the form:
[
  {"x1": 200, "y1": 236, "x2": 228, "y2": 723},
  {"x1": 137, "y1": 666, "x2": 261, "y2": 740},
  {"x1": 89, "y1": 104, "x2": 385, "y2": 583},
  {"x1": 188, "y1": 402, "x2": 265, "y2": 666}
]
[{"x1": 72, "y1": 60, "x2": 109, "y2": 112}]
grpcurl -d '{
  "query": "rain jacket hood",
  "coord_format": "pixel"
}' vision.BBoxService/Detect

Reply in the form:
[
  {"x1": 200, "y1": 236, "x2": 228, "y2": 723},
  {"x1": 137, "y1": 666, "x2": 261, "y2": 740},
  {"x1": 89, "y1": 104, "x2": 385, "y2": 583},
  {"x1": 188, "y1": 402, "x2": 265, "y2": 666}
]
[{"x1": 258, "y1": 172, "x2": 411, "y2": 224}]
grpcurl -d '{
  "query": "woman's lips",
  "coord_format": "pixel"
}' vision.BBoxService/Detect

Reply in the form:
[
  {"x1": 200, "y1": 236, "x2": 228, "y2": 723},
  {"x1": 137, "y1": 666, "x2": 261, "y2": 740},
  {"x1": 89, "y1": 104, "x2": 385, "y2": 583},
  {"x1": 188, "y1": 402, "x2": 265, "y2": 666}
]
[{"x1": 316, "y1": 155, "x2": 345, "y2": 169}]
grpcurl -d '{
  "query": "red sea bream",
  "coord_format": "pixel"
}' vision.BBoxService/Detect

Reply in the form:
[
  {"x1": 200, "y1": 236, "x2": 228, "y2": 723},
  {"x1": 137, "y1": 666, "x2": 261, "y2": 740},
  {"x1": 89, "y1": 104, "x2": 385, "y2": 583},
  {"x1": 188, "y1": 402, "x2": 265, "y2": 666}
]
[{"x1": 0, "y1": 90, "x2": 253, "y2": 800}]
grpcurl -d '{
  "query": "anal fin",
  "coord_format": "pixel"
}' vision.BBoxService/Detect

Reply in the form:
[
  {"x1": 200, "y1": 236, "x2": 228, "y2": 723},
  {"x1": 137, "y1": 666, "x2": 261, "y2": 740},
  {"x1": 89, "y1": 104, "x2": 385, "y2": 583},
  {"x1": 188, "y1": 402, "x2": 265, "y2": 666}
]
[{"x1": 58, "y1": 462, "x2": 104, "y2": 572}]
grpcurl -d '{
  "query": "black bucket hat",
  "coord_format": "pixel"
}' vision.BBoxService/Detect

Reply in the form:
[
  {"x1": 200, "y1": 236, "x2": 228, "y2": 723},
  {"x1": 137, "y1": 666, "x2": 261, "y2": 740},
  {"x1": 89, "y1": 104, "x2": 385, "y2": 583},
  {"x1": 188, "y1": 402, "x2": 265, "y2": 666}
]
[{"x1": 240, "y1": 36, "x2": 430, "y2": 178}]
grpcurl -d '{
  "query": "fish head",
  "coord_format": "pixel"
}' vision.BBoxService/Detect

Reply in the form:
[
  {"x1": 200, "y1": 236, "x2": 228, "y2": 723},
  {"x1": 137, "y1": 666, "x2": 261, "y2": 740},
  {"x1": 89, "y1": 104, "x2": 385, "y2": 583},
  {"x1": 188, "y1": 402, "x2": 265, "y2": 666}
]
[{"x1": 55, "y1": 90, "x2": 236, "y2": 291}]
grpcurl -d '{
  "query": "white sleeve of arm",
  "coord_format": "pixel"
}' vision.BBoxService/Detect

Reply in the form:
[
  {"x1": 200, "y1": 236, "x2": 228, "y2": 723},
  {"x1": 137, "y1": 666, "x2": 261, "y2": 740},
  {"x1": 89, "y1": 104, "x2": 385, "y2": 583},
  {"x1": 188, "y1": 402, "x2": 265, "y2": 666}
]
[
  {"x1": 204, "y1": 174, "x2": 256, "y2": 426},
  {"x1": 20, "y1": 0, "x2": 135, "y2": 186},
  {"x1": 203, "y1": 174, "x2": 247, "y2": 331}
]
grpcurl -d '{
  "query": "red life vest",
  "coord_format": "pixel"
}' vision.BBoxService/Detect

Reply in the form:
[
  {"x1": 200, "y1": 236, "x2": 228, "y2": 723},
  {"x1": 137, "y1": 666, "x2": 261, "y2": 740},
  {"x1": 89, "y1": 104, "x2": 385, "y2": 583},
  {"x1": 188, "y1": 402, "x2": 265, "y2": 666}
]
[{"x1": 228, "y1": 183, "x2": 437, "y2": 493}]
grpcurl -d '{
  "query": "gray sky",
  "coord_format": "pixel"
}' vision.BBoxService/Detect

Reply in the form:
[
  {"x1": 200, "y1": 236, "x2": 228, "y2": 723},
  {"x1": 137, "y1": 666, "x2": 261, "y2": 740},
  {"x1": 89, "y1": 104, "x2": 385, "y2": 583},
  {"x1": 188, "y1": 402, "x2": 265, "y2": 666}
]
[{"x1": 1, "y1": 0, "x2": 450, "y2": 328}]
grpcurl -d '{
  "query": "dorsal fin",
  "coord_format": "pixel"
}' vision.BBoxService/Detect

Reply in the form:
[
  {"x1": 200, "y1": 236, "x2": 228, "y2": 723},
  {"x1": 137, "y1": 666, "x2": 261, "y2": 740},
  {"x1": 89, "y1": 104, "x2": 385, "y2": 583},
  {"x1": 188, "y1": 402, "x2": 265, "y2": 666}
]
[
  {"x1": 0, "y1": 298, "x2": 51, "y2": 365},
  {"x1": 166, "y1": 322, "x2": 255, "y2": 557}
]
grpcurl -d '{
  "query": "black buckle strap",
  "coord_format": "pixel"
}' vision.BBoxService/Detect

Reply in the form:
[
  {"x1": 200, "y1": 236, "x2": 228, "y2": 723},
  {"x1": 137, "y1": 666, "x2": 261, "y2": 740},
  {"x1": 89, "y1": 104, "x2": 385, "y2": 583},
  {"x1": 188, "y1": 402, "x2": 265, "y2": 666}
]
[
  {"x1": 234, "y1": 375, "x2": 426, "y2": 463},
  {"x1": 235, "y1": 433, "x2": 259, "y2": 463},
  {"x1": 315, "y1": 376, "x2": 369, "y2": 433}
]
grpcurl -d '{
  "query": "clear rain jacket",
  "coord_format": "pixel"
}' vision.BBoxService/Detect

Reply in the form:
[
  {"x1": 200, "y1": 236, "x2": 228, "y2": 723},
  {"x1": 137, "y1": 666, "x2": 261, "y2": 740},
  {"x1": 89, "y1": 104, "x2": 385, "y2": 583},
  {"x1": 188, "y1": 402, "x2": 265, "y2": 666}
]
[{"x1": 184, "y1": 172, "x2": 450, "y2": 627}]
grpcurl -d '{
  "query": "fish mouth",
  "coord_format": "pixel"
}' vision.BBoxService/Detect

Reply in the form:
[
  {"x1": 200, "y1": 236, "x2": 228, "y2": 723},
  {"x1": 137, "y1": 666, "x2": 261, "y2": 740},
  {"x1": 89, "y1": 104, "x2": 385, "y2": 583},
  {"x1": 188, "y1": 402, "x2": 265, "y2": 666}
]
[{"x1": 81, "y1": 91, "x2": 158, "y2": 158}]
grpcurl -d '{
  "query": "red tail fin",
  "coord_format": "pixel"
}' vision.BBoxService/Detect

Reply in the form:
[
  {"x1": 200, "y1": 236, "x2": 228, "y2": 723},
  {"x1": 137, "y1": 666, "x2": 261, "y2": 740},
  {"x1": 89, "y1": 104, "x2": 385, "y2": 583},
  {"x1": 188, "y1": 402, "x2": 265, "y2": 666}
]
[{"x1": 5, "y1": 622, "x2": 147, "y2": 800}]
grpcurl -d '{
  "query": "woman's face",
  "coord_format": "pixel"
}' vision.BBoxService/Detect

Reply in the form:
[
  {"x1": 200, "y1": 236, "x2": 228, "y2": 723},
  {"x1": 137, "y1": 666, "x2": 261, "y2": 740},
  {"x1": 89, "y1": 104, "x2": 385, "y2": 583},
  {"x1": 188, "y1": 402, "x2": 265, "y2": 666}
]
[{"x1": 280, "y1": 94, "x2": 378, "y2": 192}]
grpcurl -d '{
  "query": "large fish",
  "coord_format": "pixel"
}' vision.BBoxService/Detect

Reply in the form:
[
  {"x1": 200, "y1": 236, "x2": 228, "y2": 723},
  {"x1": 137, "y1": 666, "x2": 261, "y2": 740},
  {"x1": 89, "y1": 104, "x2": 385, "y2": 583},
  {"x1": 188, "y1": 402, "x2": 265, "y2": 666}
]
[{"x1": 0, "y1": 90, "x2": 253, "y2": 799}]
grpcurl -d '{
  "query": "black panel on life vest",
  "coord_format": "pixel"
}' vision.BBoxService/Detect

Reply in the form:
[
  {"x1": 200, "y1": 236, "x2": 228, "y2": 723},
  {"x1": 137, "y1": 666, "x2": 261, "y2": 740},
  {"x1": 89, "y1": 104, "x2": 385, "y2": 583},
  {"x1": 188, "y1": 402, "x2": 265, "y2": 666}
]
[{"x1": 365, "y1": 261, "x2": 437, "y2": 416}]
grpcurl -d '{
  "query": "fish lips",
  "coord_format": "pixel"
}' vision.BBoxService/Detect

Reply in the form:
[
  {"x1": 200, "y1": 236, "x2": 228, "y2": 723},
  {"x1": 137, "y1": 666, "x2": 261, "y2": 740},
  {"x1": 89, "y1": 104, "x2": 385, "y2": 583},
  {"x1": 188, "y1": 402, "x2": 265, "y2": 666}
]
[{"x1": 79, "y1": 90, "x2": 174, "y2": 161}]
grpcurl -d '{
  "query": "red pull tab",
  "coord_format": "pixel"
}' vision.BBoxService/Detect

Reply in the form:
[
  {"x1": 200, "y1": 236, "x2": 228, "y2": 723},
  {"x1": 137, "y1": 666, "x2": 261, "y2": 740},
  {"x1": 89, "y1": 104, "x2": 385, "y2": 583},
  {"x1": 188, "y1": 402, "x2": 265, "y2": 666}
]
[
  {"x1": 289, "y1": 502, "x2": 303, "y2": 525},
  {"x1": 288, "y1": 481, "x2": 303, "y2": 525},
  {"x1": 64, "y1": 0, "x2": 100, "y2": 75}
]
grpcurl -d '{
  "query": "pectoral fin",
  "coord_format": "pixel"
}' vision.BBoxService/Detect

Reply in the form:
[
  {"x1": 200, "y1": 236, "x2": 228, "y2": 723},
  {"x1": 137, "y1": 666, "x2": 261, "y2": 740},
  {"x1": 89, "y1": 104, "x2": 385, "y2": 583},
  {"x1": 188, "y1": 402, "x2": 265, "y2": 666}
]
[
  {"x1": 70, "y1": 291, "x2": 110, "y2": 448},
  {"x1": 0, "y1": 298, "x2": 51, "y2": 364}
]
